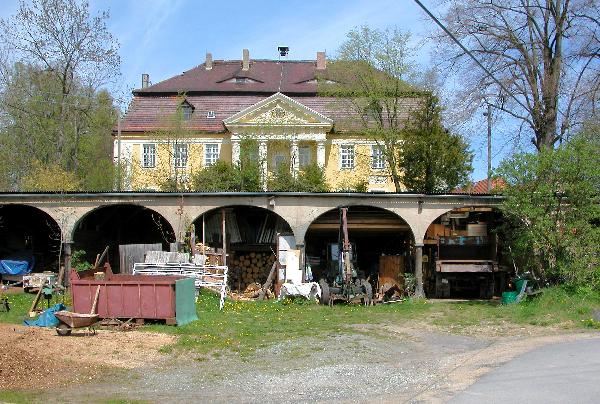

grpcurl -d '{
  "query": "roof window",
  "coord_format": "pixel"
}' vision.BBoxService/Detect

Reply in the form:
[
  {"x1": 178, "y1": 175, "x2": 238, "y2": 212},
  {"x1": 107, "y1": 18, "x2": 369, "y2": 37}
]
[
  {"x1": 179, "y1": 99, "x2": 195, "y2": 120},
  {"x1": 182, "y1": 105, "x2": 193, "y2": 120},
  {"x1": 207, "y1": 111, "x2": 216, "y2": 119}
]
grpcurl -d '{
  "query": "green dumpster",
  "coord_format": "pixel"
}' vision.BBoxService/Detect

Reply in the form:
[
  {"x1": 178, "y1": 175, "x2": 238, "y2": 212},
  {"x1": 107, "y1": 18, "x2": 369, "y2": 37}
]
[
  {"x1": 175, "y1": 277, "x2": 198, "y2": 326},
  {"x1": 501, "y1": 291, "x2": 519, "y2": 305}
]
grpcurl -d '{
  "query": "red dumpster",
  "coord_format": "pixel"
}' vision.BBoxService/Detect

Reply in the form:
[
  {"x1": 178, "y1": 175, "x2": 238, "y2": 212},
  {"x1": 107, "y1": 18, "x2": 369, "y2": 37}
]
[{"x1": 70, "y1": 264, "x2": 197, "y2": 325}]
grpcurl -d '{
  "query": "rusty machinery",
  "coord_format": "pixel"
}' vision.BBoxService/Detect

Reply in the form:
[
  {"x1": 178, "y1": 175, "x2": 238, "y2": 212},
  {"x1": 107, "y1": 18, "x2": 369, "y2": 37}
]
[{"x1": 318, "y1": 207, "x2": 373, "y2": 305}]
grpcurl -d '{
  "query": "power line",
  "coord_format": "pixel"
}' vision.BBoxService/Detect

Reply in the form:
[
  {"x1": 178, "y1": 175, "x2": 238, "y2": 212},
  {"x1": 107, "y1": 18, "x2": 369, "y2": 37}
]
[{"x1": 412, "y1": 0, "x2": 528, "y2": 111}]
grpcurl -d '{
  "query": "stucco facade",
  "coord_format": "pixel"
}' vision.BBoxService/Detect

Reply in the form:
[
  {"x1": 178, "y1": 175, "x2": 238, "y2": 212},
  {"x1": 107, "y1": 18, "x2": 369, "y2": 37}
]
[
  {"x1": 115, "y1": 51, "x2": 419, "y2": 193},
  {"x1": 118, "y1": 93, "x2": 397, "y2": 192}
]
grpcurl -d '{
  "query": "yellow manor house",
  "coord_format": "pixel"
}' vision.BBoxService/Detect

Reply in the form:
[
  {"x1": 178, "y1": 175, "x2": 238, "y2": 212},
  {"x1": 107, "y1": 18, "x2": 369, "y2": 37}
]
[{"x1": 116, "y1": 49, "x2": 419, "y2": 192}]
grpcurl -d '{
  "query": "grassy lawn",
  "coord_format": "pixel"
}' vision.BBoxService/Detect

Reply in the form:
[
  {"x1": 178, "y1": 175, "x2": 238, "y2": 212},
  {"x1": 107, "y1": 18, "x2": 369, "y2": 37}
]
[
  {"x1": 0, "y1": 290, "x2": 69, "y2": 324},
  {"x1": 146, "y1": 286, "x2": 600, "y2": 356},
  {"x1": 3, "y1": 286, "x2": 599, "y2": 358}
]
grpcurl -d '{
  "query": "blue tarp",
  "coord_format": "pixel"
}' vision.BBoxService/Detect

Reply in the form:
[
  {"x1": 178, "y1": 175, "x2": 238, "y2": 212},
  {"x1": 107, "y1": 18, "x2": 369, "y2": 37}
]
[
  {"x1": 23, "y1": 303, "x2": 66, "y2": 327},
  {"x1": 0, "y1": 252, "x2": 34, "y2": 275}
]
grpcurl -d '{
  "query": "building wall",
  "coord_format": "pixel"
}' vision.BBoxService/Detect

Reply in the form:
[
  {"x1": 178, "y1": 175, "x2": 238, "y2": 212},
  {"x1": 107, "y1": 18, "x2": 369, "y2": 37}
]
[{"x1": 119, "y1": 132, "x2": 397, "y2": 192}]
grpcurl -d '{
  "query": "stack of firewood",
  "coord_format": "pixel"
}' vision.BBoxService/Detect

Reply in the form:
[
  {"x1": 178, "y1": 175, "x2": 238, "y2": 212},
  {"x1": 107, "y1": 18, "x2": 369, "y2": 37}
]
[{"x1": 229, "y1": 252, "x2": 276, "y2": 291}]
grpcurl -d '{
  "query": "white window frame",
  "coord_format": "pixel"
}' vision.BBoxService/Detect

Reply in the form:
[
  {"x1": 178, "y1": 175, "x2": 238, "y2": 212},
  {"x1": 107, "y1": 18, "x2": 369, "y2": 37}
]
[
  {"x1": 173, "y1": 143, "x2": 188, "y2": 169},
  {"x1": 204, "y1": 143, "x2": 220, "y2": 166},
  {"x1": 298, "y1": 146, "x2": 311, "y2": 168},
  {"x1": 340, "y1": 144, "x2": 354, "y2": 169},
  {"x1": 141, "y1": 143, "x2": 156, "y2": 168},
  {"x1": 371, "y1": 145, "x2": 385, "y2": 170}
]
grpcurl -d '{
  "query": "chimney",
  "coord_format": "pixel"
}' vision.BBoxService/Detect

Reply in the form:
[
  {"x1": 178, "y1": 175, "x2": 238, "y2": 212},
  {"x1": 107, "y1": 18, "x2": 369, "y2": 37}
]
[
  {"x1": 205, "y1": 52, "x2": 213, "y2": 70},
  {"x1": 242, "y1": 48, "x2": 249, "y2": 71},
  {"x1": 316, "y1": 51, "x2": 327, "y2": 70},
  {"x1": 141, "y1": 73, "x2": 150, "y2": 88}
]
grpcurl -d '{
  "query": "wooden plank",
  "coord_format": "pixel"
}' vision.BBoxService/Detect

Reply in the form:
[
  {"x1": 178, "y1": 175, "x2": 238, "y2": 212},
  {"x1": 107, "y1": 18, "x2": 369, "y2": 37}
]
[
  {"x1": 119, "y1": 244, "x2": 162, "y2": 274},
  {"x1": 378, "y1": 255, "x2": 405, "y2": 293}
]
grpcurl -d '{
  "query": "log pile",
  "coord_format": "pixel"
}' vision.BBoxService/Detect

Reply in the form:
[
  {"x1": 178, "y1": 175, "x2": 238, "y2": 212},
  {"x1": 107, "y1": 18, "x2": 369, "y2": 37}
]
[{"x1": 229, "y1": 252, "x2": 276, "y2": 291}]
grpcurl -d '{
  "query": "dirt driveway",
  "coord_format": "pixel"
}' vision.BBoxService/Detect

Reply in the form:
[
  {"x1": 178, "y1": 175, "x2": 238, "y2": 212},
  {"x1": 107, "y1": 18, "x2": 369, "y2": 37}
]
[{"x1": 1, "y1": 322, "x2": 597, "y2": 403}]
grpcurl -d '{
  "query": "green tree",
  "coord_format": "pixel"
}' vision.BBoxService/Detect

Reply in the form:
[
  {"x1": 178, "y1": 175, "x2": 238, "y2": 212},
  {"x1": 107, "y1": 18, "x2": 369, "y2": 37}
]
[
  {"x1": 268, "y1": 163, "x2": 297, "y2": 192},
  {"x1": 400, "y1": 96, "x2": 472, "y2": 193},
  {"x1": 321, "y1": 25, "x2": 472, "y2": 193},
  {"x1": 0, "y1": 63, "x2": 117, "y2": 190},
  {"x1": 297, "y1": 163, "x2": 329, "y2": 192},
  {"x1": 190, "y1": 139, "x2": 262, "y2": 192},
  {"x1": 20, "y1": 160, "x2": 82, "y2": 191},
  {"x1": 497, "y1": 128, "x2": 600, "y2": 287},
  {"x1": 268, "y1": 163, "x2": 330, "y2": 192},
  {"x1": 191, "y1": 161, "x2": 242, "y2": 192}
]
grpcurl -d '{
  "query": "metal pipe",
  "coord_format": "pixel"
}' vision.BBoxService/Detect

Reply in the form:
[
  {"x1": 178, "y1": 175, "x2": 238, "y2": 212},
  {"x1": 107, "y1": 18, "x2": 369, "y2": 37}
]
[
  {"x1": 221, "y1": 208, "x2": 227, "y2": 266},
  {"x1": 487, "y1": 104, "x2": 492, "y2": 193},
  {"x1": 116, "y1": 110, "x2": 121, "y2": 191}
]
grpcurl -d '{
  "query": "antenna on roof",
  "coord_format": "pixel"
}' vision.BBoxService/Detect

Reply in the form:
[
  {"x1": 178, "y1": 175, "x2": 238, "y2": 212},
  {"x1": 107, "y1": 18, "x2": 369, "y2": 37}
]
[{"x1": 277, "y1": 46, "x2": 289, "y2": 60}]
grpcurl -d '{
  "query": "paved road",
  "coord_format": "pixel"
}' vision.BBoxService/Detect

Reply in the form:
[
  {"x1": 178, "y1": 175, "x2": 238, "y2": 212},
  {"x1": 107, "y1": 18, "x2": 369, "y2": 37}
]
[{"x1": 450, "y1": 337, "x2": 600, "y2": 404}]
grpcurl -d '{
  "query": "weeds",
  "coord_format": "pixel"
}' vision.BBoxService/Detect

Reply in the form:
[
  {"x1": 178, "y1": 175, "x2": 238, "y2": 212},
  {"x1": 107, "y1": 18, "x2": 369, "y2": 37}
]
[{"x1": 3, "y1": 286, "x2": 599, "y2": 357}]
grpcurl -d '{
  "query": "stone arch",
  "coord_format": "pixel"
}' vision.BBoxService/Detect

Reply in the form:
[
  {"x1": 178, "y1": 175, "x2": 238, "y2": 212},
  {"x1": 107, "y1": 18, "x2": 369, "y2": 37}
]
[
  {"x1": 293, "y1": 202, "x2": 417, "y2": 246},
  {"x1": 0, "y1": 203, "x2": 62, "y2": 272},
  {"x1": 303, "y1": 205, "x2": 416, "y2": 284},
  {"x1": 191, "y1": 204, "x2": 295, "y2": 246},
  {"x1": 71, "y1": 203, "x2": 176, "y2": 271},
  {"x1": 421, "y1": 205, "x2": 504, "y2": 244}
]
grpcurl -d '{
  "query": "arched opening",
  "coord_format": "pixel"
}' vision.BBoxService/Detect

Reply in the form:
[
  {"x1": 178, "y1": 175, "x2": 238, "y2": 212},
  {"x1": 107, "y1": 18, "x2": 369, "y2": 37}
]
[
  {"x1": 72, "y1": 204, "x2": 175, "y2": 273},
  {"x1": 0, "y1": 204, "x2": 61, "y2": 277},
  {"x1": 192, "y1": 205, "x2": 293, "y2": 293},
  {"x1": 422, "y1": 206, "x2": 507, "y2": 299},
  {"x1": 305, "y1": 205, "x2": 414, "y2": 300}
]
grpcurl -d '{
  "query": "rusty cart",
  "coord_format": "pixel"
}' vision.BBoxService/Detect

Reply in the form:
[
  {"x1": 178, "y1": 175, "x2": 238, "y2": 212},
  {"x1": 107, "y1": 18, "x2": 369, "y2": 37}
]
[{"x1": 55, "y1": 285, "x2": 101, "y2": 336}]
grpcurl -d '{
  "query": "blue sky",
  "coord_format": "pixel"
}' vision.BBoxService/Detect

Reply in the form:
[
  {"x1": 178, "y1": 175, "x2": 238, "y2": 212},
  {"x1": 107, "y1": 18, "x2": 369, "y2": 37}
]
[{"x1": 0, "y1": 0, "x2": 499, "y2": 182}]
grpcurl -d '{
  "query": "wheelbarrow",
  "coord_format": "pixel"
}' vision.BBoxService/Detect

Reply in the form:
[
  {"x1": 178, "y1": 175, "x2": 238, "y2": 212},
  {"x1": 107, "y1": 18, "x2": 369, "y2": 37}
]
[{"x1": 55, "y1": 285, "x2": 100, "y2": 336}]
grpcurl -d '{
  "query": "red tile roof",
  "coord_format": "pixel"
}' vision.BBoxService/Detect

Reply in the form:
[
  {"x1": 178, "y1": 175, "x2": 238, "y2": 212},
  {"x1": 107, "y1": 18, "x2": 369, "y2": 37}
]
[
  {"x1": 454, "y1": 178, "x2": 506, "y2": 194},
  {"x1": 121, "y1": 94, "x2": 420, "y2": 133},
  {"x1": 120, "y1": 58, "x2": 422, "y2": 134},
  {"x1": 135, "y1": 60, "x2": 324, "y2": 95}
]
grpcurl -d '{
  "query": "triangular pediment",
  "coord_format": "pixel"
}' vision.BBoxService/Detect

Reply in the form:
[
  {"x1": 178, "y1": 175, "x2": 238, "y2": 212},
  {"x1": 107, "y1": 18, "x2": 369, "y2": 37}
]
[{"x1": 223, "y1": 92, "x2": 333, "y2": 130}]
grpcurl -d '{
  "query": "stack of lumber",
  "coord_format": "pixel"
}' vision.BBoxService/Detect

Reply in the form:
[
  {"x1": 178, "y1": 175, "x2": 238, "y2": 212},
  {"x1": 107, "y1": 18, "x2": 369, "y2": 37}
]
[{"x1": 228, "y1": 252, "x2": 276, "y2": 291}]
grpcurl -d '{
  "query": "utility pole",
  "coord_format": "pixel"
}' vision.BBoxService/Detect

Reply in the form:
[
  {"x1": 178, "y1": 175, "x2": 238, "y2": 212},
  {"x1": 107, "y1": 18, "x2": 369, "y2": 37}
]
[
  {"x1": 116, "y1": 109, "x2": 122, "y2": 191},
  {"x1": 483, "y1": 104, "x2": 492, "y2": 193}
]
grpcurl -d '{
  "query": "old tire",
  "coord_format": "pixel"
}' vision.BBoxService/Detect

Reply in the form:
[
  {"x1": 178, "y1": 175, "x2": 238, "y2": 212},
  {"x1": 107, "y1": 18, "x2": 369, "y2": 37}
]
[
  {"x1": 56, "y1": 324, "x2": 72, "y2": 336},
  {"x1": 319, "y1": 279, "x2": 330, "y2": 305}
]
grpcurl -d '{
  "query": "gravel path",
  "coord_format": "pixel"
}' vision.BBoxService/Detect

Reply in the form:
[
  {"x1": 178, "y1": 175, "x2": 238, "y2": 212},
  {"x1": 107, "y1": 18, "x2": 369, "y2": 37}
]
[
  {"x1": 48, "y1": 325, "x2": 598, "y2": 404},
  {"x1": 3, "y1": 322, "x2": 597, "y2": 403}
]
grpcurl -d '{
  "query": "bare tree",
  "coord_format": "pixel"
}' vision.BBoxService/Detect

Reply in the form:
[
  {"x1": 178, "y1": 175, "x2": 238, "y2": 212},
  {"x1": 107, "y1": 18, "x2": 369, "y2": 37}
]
[
  {"x1": 434, "y1": 0, "x2": 600, "y2": 150},
  {"x1": 0, "y1": 0, "x2": 120, "y2": 161}
]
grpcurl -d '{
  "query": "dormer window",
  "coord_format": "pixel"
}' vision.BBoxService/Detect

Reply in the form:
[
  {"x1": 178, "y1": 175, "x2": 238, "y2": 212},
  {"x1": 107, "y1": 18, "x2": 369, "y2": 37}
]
[
  {"x1": 179, "y1": 99, "x2": 195, "y2": 120},
  {"x1": 207, "y1": 111, "x2": 216, "y2": 119},
  {"x1": 182, "y1": 104, "x2": 193, "y2": 120},
  {"x1": 217, "y1": 76, "x2": 262, "y2": 84}
]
